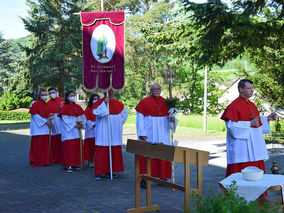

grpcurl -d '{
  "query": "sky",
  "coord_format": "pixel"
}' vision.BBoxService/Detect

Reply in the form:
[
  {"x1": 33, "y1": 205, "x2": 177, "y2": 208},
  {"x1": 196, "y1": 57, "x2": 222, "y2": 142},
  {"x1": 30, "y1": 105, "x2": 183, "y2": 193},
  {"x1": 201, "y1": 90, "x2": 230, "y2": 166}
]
[
  {"x1": 0, "y1": 0, "x2": 30, "y2": 39},
  {"x1": 0, "y1": 0, "x2": 230, "y2": 40}
]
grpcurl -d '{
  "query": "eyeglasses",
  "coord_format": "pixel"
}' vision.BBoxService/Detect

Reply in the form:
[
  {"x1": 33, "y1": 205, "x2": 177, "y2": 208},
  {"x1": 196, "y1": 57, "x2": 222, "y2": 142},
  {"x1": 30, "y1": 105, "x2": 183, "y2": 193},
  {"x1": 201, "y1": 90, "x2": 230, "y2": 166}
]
[{"x1": 151, "y1": 88, "x2": 161, "y2": 91}]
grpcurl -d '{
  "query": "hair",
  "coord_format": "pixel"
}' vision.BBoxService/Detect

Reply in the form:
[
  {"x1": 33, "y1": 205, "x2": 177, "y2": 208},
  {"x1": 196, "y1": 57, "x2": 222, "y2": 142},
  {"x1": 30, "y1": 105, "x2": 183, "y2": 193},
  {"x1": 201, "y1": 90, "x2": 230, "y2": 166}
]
[
  {"x1": 48, "y1": 87, "x2": 57, "y2": 93},
  {"x1": 87, "y1": 93, "x2": 100, "y2": 107},
  {"x1": 150, "y1": 83, "x2": 161, "y2": 90},
  {"x1": 64, "y1": 90, "x2": 76, "y2": 104},
  {"x1": 38, "y1": 88, "x2": 47, "y2": 100},
  {"x1": 238, "y1": 79, "x2": 253, "y2": 92}
]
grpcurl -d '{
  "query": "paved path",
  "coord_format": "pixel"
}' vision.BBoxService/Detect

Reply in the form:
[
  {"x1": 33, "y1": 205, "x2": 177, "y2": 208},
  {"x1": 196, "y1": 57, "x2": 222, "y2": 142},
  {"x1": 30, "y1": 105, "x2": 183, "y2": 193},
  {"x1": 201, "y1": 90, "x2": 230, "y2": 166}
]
[{"x1": 0, "y1": 124, "x2": 283, "y2": 213}]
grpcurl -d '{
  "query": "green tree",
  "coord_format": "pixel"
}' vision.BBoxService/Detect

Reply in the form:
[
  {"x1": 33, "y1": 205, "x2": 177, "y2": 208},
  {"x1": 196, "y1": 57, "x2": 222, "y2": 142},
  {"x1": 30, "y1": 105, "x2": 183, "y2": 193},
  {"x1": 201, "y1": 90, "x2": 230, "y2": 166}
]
[
  {"x1": 22, "y1": 0, "x2": 84, "y2": 96},
  {"x1": 180, "y1": 0, "x2": 284, "y2": 109},
  {"x1": 0, "y1": 33, "x2": 15, "y2": 95}
]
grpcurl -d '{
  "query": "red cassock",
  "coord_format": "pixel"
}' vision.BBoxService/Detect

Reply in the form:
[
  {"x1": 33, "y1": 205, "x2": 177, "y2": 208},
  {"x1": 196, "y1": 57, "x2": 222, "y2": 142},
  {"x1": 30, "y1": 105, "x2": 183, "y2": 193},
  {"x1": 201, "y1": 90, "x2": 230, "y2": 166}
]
[
  {"x1": 46, "y1": 97, "x2": 64, "y2": 164},
  {"x1": 29, "y1": 99, "x2": 51, "y2": 167},
  {"x1": 84, "y1": 106, "x2": 96, "y2": 162},
  {"x1": 92, "y1": 98, "x2": 125, "y2": 176},
  {"x1": 221, "y1": 96, "x2": 265, "y2": 177},
  {"x1": 136, "y1": 95, "x2": 172, "y2": 179},
  {"x1": 58, "y1": 102, "x2": 85, "y2": 167}
]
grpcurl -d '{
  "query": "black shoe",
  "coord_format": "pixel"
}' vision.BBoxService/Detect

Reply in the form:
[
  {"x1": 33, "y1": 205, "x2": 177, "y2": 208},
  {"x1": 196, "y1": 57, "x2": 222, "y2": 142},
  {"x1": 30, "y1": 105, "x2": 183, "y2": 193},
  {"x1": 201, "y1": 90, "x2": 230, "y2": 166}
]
[
  {"x1": 104, "y1": 173, "x2": 118, "y2": 178},
  {"x1": 140, "y1": 180, "x2": 146, "y2": 189}
]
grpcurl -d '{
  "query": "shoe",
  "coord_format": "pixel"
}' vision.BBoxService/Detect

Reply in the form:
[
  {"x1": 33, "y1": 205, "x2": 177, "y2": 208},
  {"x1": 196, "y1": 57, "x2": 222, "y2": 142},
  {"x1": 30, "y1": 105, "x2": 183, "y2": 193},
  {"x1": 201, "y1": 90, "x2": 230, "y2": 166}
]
[
  {"x1": 67, "y1": 166, "x2": 73, "y2": 173},
  {"x1": 95, "y1": 175, "x2": 102, "y2": 181},
  {"x1": 89, "y1": 162, "x2": 94, "y2": 168},
  {"x1": 104, "y1": 173, "x2": 118, "y2": 178},
  {"x1": 140, "y1": 180, "x2": 146, "y2": 189},
  {"x1": 72, "y1": 166, "x2": 81, "y2": 171}
]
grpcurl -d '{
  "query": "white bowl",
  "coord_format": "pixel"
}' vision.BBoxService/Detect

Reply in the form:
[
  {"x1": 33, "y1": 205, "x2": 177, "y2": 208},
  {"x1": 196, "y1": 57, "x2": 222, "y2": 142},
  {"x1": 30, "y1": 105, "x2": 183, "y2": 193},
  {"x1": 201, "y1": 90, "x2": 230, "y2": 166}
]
[{"x1": 241, "y1": 166, "x2": 264, "y2": 181}]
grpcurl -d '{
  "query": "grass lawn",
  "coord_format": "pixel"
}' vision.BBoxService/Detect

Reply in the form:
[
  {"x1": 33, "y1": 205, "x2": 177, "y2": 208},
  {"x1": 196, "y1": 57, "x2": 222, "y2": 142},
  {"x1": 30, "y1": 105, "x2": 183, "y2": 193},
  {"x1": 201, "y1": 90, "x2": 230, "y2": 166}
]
[{"x1": 1, "y1": 114, "x2": 282, "y2": 141}]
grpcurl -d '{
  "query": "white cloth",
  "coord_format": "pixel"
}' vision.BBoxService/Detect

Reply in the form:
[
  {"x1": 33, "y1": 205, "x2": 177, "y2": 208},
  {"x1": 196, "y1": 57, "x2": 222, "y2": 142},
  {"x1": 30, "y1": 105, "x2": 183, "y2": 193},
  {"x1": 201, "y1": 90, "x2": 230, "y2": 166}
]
[
  {"x1": 85, "y1": 120, "x2": 96, "y2": 139},
  {"x1": 136, "y1": 112, "x2": 178, "y2": 145},
  {"x1": 225, "y1": 116, "x2": 270, "y2": 164},
  {"x1": 93, "y1": 102, "x2": 128, "y2": 146},
  {"x1": 60, "y1": 115, "x2": 86, "y2": 142},
  {"x1": 49, "y1": 113, "x2": 61, "y2": 135},
  {"x1": 220, "y1": 173, "x2": 284, "y2": 202},
  {"x1": 30, "y1": 114, "x2": 49, "y2": 136}
]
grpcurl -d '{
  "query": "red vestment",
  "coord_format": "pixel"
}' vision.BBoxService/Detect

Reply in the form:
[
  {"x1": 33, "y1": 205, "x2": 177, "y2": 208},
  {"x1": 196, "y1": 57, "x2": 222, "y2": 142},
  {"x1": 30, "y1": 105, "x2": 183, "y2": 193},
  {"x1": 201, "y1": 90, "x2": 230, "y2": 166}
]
[
  {"x1": 58, "y1": 102, "x2": 85, "y2": 167},
  {"x1": 136, "y1": 95, "x2": 172, "y2": 179},
  {"x1": 221, "y1": 96, "x2": 265, "y2": 177},
  {"x1": 92, "y1": 98, "x2": 125, "y2": 176},
  {"x1": 29, "y1": 99, "x2": 50, "y2": 167}
]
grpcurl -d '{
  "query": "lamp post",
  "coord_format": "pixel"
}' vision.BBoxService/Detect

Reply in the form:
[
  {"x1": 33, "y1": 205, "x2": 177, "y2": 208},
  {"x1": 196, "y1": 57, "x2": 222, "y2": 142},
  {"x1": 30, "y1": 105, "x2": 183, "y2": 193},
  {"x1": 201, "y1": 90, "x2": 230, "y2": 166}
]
[{"x1": 203, "y1": 66, "x2": 208, "y2": 133}]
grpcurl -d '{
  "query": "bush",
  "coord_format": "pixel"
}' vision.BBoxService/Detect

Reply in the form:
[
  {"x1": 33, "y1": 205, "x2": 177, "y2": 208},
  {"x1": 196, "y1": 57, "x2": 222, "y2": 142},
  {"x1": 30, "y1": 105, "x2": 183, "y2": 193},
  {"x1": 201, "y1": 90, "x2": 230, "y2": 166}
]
[
  {"x1": 0, "y1": 111, "x2": 30, "y2": 120},
  {"x1": 190, "y1": 181, "x2": 281, "y2": 213},
  {"x1": 0, "y1": 92, "x2": 32, "y2": 110}
]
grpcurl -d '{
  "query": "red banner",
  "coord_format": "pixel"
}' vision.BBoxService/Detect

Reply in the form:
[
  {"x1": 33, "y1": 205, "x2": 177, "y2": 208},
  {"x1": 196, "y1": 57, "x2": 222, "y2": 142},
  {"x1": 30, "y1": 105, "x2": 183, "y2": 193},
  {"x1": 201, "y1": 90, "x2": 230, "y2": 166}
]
[{"x1": 81, "y1": 11, "x2": 125, "y2": 91}]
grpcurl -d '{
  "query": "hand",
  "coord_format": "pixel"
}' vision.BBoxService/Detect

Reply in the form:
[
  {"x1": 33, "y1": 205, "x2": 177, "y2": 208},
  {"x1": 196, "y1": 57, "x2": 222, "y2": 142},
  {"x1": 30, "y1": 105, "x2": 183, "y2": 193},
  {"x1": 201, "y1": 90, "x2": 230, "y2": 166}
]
[
  {"x1": 169, "y1": 116, "x2": 175, "y2": 123},
  {"x1": 46, "y1": 120, "x2": 53, "y2": 128},
  {"x1": 250, "y1": 117, "x2": 260, "y2": 127},
  {"x1": 139, "y1": 136, "x2": 147, "y2": 141},
  {"x1": 268, "y1": 112, "x2": 277, "y2": 121},
  {"x1": 75, "y1": 122, "x2": 83, "y2": 129}
]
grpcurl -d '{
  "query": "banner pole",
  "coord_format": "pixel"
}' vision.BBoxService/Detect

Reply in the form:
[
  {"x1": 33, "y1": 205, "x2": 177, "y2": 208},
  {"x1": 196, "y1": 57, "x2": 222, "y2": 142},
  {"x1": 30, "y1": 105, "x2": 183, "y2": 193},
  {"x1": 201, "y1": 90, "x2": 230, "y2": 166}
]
[
  {"x1": 101, "y1": 0, "x2": 104, "y2": 11},
  {"x1": 107, "y1": 91, "x2": 113, "y2": 180}
]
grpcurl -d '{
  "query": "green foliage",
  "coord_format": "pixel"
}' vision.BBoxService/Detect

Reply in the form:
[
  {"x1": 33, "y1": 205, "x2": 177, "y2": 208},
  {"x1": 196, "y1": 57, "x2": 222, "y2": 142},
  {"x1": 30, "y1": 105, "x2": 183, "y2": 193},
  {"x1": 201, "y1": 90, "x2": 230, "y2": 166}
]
[
  {"x1": 165, "y1": 97, "x2": 179, "y2": 109},
  {"x1": 190, "y1": 181, "x2": 281, "y2": 213},
  {"x1": 0, "y1": 92, "x2": 32, "y2": 111},
  {"x1": 0, "y1": 111, "x2": 30, "y2": 121},
  {"x1": 180, "y1": 0, "x2": 284, "y2": 109},
  {"x1": 22, "y1": 0, "x2": 84, "y2": 96}
]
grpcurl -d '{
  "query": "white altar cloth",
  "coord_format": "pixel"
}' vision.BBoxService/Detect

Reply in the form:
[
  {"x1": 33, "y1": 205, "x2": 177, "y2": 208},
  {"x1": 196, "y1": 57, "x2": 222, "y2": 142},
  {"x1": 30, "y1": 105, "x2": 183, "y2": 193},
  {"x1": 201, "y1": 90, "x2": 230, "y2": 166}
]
[{"x1": 219, "y1": 173, "x2": 284, "y2": 202}]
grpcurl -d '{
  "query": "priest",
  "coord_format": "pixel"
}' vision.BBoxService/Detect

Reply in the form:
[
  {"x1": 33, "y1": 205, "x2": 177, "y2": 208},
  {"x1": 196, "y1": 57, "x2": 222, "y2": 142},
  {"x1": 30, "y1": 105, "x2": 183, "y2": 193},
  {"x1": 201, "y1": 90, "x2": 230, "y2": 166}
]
[
  {"x1": 92, "y1": 89, "x2": 128, "y2": 180},
  {"x1": 221, "y1": 79, "x2": 277, "y2": 177},
  {"x1": 135, "y1": 83, "x2": 178, "y2": 188}
]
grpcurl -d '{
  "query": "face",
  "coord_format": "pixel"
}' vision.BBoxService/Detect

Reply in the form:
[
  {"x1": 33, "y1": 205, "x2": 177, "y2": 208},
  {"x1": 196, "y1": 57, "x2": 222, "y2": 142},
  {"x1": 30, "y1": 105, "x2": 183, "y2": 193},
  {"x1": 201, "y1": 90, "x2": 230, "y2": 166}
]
[
  {"x1": 68, "y1": 92, "x2": 76, "y2": 99},
  {"x1": 93, "y1": 96, "x2": 99, "y2": 101},
  {"x1": 150, "y1": 84, "x2": 161, "y2": 98},
  {"x1": 48, "y1": 89, "x2": 56, "y2": 97},
  {"x1": 40, "y1": 91, "x2": 47, "y2": 97},
  {"x1": 105, "y1": 90, "x2": 114, "y2": 99},
  {"x1": 240, "y1": 82, "x2": 254, "y2": 99}
]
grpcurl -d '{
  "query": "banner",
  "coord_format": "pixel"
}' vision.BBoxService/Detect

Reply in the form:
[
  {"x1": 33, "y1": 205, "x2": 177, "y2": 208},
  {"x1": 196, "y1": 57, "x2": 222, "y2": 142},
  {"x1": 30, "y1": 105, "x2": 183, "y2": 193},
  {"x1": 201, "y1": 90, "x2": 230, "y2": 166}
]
[{"x1": 81, "y1": 11, "x2": 125, "y2": 91}]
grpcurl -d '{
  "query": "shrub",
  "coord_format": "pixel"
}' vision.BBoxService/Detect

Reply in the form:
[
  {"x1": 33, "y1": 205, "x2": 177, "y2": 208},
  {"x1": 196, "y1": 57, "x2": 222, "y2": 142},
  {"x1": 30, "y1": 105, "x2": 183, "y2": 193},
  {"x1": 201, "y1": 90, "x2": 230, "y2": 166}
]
[
  {"x1": 0, "y1": 92, "x2": 32, "y2": 110},
  {"x1": 0, "y1": 111, "x2": 30, "y2": 120},
  {"x1": 190, "y1": 181, "x2": 281, "y2": 213}
]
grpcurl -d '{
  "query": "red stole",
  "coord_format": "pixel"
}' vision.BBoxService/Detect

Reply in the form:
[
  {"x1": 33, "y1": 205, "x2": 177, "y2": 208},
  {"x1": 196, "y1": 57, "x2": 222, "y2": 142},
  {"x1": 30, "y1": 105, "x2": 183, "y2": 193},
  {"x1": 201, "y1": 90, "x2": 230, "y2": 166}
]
[
  {"x1": 58, "y1": 102, "x2": 84, "y2": 117},
  {"x1": 84, "y1": 106, "x2": 96, "y2": 121},
  {"x1": 135, "y1": 95, "x2": 169, "y2": 117},
  {"x1": 91, "y1": 98, "x2": 124, "y2": 115},
  {"x1": 46, "y1": 97, "x2": 65, "y2": 114},
  {"x1": 29, "y1": 99, "x2": 49, "y2": 118},
  {"x1": 221, "y1": 96, "x2": 262, "y2": 127}
]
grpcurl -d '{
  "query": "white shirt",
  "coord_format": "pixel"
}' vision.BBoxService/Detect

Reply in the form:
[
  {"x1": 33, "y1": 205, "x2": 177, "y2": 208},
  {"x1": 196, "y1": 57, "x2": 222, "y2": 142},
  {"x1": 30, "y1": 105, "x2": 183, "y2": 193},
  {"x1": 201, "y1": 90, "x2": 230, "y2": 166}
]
[
  {"x1": 93, "y1": 101, "x2": 128, "y2": 146},
  {"x1": 60, "y1": 115, "x2": 86, "y2": 142},
  {"x1": 30, "y1": 114, "x2": 49, "y2": 136},
  {"x1": 225, "y1": 116, "x2": 270, "y2": 164},
  {"x1": 136, "y1": 112, "x2": 178, "y2": 145}
]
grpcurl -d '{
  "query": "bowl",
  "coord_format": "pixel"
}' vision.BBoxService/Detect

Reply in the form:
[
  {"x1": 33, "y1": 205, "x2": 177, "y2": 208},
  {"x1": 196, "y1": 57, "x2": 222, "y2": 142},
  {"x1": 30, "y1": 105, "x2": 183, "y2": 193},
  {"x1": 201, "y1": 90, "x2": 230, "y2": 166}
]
[{"x1": 241, "y1": 166, "x2": 264, "y2": 181}]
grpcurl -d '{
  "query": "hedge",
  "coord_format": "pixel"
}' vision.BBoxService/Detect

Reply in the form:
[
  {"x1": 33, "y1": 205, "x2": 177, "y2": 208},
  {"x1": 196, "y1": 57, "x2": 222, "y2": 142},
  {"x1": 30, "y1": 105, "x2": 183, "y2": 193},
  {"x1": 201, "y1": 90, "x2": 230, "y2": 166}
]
[{"x1": 0, "y1": 111, "x2": 31, "y2": 120}]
